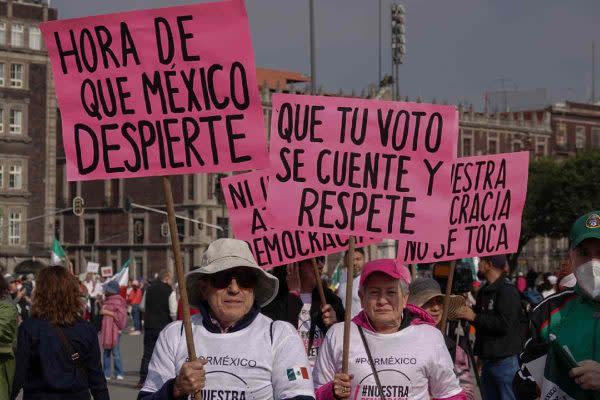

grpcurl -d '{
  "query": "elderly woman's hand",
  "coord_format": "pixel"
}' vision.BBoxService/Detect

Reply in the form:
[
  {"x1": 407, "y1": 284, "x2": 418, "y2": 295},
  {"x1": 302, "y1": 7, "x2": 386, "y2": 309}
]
[
  {"x1": 332, "y1": 373, "x2": 353, "y2": 399},
  {"x1": 173, "y1": 358, "x2": 208, "y2": 398}
]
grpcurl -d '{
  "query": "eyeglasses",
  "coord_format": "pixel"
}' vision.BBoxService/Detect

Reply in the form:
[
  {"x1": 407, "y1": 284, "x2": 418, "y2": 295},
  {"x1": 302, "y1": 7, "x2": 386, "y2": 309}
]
[{"x1": 209, "y1": 268, "x2": 259, "y2": 289}]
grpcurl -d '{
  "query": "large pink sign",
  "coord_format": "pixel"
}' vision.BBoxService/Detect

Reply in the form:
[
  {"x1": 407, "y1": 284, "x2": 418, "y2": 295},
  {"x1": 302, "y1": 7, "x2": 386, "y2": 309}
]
[
  {"x1": 41, "y1": 0, "x2": 268, "y2": 181},
  {"x1": 266, "y1": 93, "x2": 459, "y2": 241},
  {"x1": 397, "y1": 152, "x2": 530, "y2": 264},
  {"x1": 222, "y1": 170, "x2": 376, "y2": 269}
]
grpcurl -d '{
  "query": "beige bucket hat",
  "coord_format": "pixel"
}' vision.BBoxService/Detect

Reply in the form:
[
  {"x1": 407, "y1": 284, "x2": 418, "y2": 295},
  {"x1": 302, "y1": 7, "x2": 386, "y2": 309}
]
[{"x1": 185, "y1": 238, "x2": 279, "y2": 307}]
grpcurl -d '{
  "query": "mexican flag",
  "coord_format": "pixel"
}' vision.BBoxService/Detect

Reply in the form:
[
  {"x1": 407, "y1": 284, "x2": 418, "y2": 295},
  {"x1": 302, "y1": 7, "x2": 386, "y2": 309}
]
[
  {"x1": 50, "y1": 238, "x2": 66, "y2": 266},
  {"x1": 538, "y1": 338, "x2": 595, "y2": 400},
  {"x1": 107, "y1": 259, "x2": 131, "y2": 287}
]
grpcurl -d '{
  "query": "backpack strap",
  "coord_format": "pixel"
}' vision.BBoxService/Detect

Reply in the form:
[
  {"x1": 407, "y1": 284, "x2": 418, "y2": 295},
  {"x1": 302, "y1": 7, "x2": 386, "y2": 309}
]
[{"x1": 357, "y1": 326, "x2": 386, "y2": 400}]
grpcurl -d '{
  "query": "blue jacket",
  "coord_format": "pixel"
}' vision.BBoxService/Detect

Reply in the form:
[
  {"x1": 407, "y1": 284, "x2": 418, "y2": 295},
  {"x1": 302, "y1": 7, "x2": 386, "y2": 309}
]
[{"x1": 12, "y1": 317, "x2": 109, "y2": 400}]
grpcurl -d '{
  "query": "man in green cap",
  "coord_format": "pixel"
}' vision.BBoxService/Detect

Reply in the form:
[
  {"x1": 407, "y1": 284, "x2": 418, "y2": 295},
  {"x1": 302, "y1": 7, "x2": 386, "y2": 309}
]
[{"x1": 514, "y1": 211, "x2": 600, "y2": 398}]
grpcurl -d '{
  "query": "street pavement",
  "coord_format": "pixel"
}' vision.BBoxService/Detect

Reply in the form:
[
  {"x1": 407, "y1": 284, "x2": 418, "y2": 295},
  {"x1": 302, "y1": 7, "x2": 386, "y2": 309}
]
[{"x1": 107, "y1": 331, "x2": 144, "y2": 399}]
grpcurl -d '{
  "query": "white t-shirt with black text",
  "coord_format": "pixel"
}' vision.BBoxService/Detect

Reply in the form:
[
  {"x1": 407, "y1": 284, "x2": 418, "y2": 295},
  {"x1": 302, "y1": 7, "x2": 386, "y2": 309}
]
[
  {"x1": 297, "y1": 293, "x2": 324, "y2": 367},
  {"x1": 313, "y1": 321, "x2": 462, "y2": 400},
  {"x1": 142, "y1": 313, "x2": 315, "y2": 400}
]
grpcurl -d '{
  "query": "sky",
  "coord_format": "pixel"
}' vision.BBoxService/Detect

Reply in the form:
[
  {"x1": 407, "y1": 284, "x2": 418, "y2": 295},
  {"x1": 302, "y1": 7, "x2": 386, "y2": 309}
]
[{"x1": 51, "y1": 0, "x2": 600, "y2": 108}]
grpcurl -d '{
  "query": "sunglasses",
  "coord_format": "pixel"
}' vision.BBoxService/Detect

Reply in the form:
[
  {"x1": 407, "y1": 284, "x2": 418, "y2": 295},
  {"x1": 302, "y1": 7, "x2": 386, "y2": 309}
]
[{"x1": 209, "y1": 268, "x2": 259, "y2": 289}]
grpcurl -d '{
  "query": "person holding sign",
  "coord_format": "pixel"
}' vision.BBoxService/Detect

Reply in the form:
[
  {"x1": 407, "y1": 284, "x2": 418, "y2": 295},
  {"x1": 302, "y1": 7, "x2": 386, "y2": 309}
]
[
  {"x1": 139, "y1": 239, "x2": 315, "y2": 400},
  {"x1": 265, "y1": 258, "x2": 345, "y2": 367},
  {"x1": 514, "y1": 211, "x2": 600, "y2": 399},
  {"x1": 313, "y1": 259, "x2": 464, "y2": 400}
]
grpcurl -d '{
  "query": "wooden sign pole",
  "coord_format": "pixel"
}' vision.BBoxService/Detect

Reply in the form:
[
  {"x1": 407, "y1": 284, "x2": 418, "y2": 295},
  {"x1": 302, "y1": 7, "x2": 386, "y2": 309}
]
[
  {"x1": 439, "y1": 261, "x2": 456, "y2": 334},
  {"x1": 341, "y1": 236, "x2": 356, "y2": 374},
  {"x1": 161, "y1": 176, "x2": 201, "y2": 400},
  {"x1": 311, "y1": 258, "x2": 327, "y2": 306}
]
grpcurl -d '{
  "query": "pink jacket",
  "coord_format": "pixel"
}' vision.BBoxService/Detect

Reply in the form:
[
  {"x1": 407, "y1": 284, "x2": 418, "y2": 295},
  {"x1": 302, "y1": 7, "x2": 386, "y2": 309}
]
[
  {"x1": 100, "y1": 294, "x2": 127, "y2": 350},
  {"x1": 315, "y1": 304, "x2": 467, "y2": 400}
]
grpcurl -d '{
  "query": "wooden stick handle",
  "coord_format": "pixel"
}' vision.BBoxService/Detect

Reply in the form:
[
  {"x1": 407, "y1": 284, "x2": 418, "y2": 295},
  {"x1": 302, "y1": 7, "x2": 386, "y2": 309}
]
[
  {"x1": 312, "y1": 258, "x2": 327, "y2": 307},
  {"x1": 161, "y1": 176, "x2": 201, "y2": 400},
  {"x1": 341, "y1": 236, "x2": 356, "y2": 374},
  {"x1": 439, "y1": 261, "x2": 456, "y2": 334}
]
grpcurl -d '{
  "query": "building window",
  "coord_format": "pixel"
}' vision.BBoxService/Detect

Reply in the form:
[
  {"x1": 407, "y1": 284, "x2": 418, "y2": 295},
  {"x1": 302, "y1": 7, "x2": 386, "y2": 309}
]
[
  {"x1": 0, "y1": 22, "x2": 6, "y2": 45},
  {"x1": 8, "y1": 165, "x2": 22, "y2": 189},
  {"x1": 187, "y1": 175, "x2": 195, "y2": 200},
  {"x1": 0, "y1": 63, "x2": 4, "y2": 86},
  {"x1": 0, "y1": 165, "x2": 3, "y2": 188},
  {"x1": 556, "y1": 123, "x2": 567, "y2": 148},
  {"x1": 133, "y1": 217, "x2": 145, "y2": 244},
  {"x1": 512, "y1": 141, "x2": 522, "y2": 152},
  {"x1": 592, "y1": 127, "x2": 600, "y2": 149},
  {"x1": 176, "y1": 218, "x2": 185, "y2": 240},
  {"x1": 207, "y1": 174, "x2": 214, "y2": 200},
  {"x1": 10, "y1": 64, "x2": 23, "y2": 88},
  {"x1": 11, "y1": 24, "x2": 23, "y2": 47},
  {"x1": 54, "y1": 218, "x2": 61, "y2": 241},
  {"x1": 488, "y1": 138, "x2": 498, "y2": 154},
  {"x1": 0, "y1": 107, "x2": 4, "y2": 133},
  {"x1": 134, "y1": 256, "x2": 144, "y2": 279},
  {"x1": 84, "y1": 219, "x2": 96, "y2": 244},
  {"x1": 0, "y1": 213, "x2": 3, "y2": 244},
  {"x1": 28, "y1": 26, "x2": 41, "y2": 50},
  {"x1": 576, "y1": 126, "x2": 586, "y2": 149},
  {"x1": 9, "y1": 109, "x2": 21, "y2": 134},
  {"x1": 8, "y1": 210, "x2": 21, "y2": 246},
  {"x1": 461, "y1": 136, "x2": 473, "y2": 157}
]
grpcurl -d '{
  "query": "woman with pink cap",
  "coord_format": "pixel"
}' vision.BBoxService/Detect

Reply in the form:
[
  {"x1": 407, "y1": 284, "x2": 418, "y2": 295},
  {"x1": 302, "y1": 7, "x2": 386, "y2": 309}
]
[{"x1": 313, "y1": 259, "x2": 465, "y2": 400}]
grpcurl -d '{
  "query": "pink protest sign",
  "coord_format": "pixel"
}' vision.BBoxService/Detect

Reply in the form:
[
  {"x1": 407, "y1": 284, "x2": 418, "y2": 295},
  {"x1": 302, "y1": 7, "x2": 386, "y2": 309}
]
[
  {"x1": 40, "y1": 0, "x2": 268, "y2": 181},
  {"x1": 222, "y1": 170, "x2": 377, "y2": 269},
  {"x1": 266, "y1": 93, "x2": 458, "y2": 241},
  {"x1": 397, "y1": 151, "x2": 530, "y2": 264}
]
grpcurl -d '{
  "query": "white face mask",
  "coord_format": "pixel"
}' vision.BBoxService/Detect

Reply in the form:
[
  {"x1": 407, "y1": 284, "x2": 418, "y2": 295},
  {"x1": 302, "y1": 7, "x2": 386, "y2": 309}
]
[{"x1": 575, "y1": 260, "x2": 600, "y2": 299}]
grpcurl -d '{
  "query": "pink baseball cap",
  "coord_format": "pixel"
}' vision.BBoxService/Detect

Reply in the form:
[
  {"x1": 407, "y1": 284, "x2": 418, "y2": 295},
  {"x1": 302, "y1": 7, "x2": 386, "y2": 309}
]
[{"x1": 359, "y1": 259, "x2": 411, "y2": 287}]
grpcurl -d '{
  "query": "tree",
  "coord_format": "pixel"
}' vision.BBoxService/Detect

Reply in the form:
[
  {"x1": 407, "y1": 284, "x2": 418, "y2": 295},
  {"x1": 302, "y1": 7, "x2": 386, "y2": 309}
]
[{"x1": 510, "y1": 151, "x2": 600, "y2": 268}]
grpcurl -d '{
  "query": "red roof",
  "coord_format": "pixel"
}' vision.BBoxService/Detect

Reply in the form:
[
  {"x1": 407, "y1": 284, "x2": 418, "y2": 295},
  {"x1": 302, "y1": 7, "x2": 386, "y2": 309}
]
[{"x1": 256, "y1": 68, "x2": 310, "y2": 90}]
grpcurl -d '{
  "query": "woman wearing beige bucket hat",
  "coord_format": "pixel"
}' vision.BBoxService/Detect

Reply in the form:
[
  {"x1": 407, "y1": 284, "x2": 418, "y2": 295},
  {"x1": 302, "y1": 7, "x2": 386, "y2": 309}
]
[
  {"x1": 408, "y1": 278, "x2": 476, "y2": 400},
  {"x1": 138, "y1": 238, "x2": 316, "y2": 400}
]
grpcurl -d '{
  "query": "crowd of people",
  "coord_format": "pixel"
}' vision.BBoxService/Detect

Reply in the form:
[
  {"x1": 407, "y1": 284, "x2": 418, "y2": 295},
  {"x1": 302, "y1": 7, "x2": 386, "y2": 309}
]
[{"x1": 0, "y1": 210, "x2": 599, "y2": 399}]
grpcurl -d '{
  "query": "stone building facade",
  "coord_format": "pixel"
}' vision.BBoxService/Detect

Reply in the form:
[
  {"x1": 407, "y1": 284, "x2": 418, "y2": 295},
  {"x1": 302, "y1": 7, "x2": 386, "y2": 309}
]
[{"x1": 0, "y1": 0, "x2": 57, "y2": 274}]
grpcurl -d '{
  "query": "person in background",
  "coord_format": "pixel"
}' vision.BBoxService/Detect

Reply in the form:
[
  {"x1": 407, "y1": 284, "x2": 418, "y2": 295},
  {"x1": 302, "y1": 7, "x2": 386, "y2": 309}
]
[
  {"x1": 265, "y1": 257, "x2": 344, "y2": 366},
  {"x1": 540, "y1": 273, "x2": 557, "y2": 298},
  {"x1": 556, "y1": 260, "x2": 577, "y2": 291},
  {"x1": 0, "y1": 275, "x2": 17, "y2": 399},
  {"x1": 514, "y1": 211, "x2": 600, "y2": 397},
  {"x1": 336, "y1": 248, "x2": 366, "y2": 318},
  {"x1": 138, "y1": 269, "x2": 176, "y2": 389},
  {"x1": 23, "y1": 274, "x2": 34, "y2": 298},
  {"x1": 100, "y1": 280, "x2": 127, "y2": 381},
  {"x1": 456, "y1": 255, "x2": 523, "y2": 400},
  {"x1": 6, "y1": 275, "x2": 29, "y2": 321},
  {"x1": 408, "y1": 278, "x2": 476, "y2": 400},
  {"x1": 12, "y1": 266, "x2": 108, "y2": 400},
  {"x1": 314, "y1": 259, "x2": 465, "y2": 400},
  {"x1": 83, "y1": 273, "x2": 103, "y2": 322},
  {"x1": 127, "y1": 280, "x2": 143, "y2": 335}
]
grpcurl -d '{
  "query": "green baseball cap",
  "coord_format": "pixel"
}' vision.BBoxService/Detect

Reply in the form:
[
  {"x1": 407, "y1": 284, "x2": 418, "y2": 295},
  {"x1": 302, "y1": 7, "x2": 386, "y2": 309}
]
[{"x1": 570, "y1": 211, "x2": 600, "y2": 249}]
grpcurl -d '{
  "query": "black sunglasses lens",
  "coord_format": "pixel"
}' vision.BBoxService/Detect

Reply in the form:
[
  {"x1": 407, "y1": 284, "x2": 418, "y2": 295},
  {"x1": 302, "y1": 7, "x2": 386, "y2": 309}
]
[{"x1": 210, "y1": 270, "x2": 258, "y2": 289}]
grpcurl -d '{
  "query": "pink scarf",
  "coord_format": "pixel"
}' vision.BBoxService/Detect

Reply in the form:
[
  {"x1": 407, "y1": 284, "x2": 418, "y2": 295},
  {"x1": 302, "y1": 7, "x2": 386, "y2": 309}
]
[{"x1": 100, "y1": 294, "x2": 127, "y2": 349}]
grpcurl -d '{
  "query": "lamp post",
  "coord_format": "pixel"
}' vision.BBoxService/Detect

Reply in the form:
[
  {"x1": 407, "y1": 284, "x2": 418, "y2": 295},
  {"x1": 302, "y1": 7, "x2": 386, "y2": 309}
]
[
  {"x1": 391, "y1": 4, "x2": 406, "y2": 100},
  {"x1": 309, "y1": 0, "x2": 317, "y2": 95}
]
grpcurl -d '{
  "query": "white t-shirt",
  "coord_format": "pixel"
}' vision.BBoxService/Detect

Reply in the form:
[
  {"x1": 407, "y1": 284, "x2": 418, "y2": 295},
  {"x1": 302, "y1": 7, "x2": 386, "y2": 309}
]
[
  {"x1": 297, "y1": 293, "x2": 324, "y2": 367},
  {"x1": 142, "y1": 313, "x2": 315, "y2": 400},
  {"x1": 313, "y1": 322, "x2": 462, "y2": 400},
  {"x1": 337, "y1": 274, "x2": 361, "y2": 318}
]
